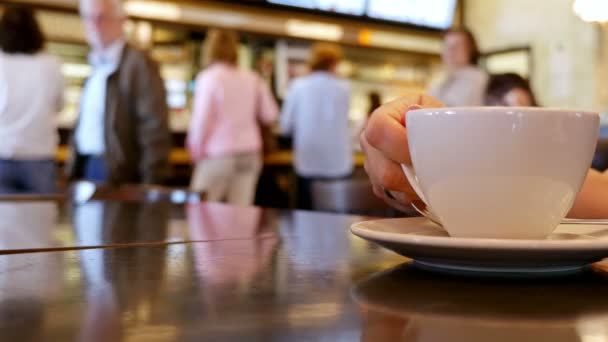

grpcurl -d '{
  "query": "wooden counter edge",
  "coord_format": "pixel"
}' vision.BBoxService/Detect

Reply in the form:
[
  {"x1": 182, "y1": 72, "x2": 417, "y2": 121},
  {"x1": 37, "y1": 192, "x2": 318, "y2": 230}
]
[{"x1": 55, "y1": 146, "x2": 365, "y2": 167}]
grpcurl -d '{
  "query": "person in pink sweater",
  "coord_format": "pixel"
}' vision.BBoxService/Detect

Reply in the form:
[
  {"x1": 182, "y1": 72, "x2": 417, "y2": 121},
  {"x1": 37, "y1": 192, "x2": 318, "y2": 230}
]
[{"x1": 187, "y1": 29, "x2": 278, "y2": 205}]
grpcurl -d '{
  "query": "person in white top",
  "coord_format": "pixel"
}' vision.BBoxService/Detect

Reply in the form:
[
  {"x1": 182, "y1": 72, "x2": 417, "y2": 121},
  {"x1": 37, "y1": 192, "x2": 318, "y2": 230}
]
[
  {"x1": 280, "y1": 43, "x2": 352, "y2": 210},
  {"x1": 0, "y1": 5, "x2": 64, "y2": 194},
  {"x1": 428, "y1": 28, "x2": 488, "y2": 106}
]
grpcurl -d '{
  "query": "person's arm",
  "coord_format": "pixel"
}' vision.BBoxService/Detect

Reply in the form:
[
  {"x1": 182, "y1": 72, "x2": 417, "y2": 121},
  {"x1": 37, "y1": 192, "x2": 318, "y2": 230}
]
[
  {"x1": 135, "y1": 57, "x2": 171, "y2": 185},
  {"x1": 256, "y1": 76, "x2": 279, "y2": 125},
  {"x1": 569, "y1": 169, "x2": 608, "y2": 218},
  {"x1": 279, "y1": 82, "x2": 298, "y2": 135},
  {"x1": 186, "y1": 73, "x2": 217, "y2": 160}
]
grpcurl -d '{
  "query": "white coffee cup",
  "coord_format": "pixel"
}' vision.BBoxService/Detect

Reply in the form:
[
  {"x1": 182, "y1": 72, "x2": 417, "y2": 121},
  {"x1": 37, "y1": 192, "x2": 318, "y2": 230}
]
[{"x1": 402, "y1": 107, "x2": 599, "y2": 239}]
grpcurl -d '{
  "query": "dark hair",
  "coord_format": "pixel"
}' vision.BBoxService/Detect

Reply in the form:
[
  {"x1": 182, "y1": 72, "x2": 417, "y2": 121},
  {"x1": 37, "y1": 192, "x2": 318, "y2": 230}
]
[
  {"x1": 443, "y1": 28, "x2": 480, "y2": 65},
  {"x1": 0, "y1": 5, "x2": 45, "y2": 54},
  {"x1": 367, "y1": 91, "x2": 382, "y2": 116},
  {"x1": 485, "y1": 73, "x2": 538, "y2": 106}
]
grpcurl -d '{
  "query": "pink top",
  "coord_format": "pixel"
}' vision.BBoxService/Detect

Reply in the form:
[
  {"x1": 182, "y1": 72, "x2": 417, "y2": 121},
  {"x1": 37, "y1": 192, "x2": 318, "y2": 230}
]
[{"x1": 186, "y1": 64, "x2": 278, "y2": 160}]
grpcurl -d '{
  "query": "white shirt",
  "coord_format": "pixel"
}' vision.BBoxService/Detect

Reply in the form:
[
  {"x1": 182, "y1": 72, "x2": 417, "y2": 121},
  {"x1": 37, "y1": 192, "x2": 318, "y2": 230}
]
[
  {"x1": 76, "y1": 40, "x2": 125, "y2": 155},
  {"x1": 0, "y1": 51, "x2": 63, "y2": 159},
  {"x1": 280, "y1": 72, "x2": 352, "y2": 177},
  {"x1": 428, "y1": 66, "x2": 488, "y2": 106}
]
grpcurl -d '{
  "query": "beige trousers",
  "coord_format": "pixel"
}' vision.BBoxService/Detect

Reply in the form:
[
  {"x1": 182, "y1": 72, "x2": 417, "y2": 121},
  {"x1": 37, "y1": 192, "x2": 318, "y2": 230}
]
[{"x1": 190, "y1": 152, "x2": 262, "y2": 206}]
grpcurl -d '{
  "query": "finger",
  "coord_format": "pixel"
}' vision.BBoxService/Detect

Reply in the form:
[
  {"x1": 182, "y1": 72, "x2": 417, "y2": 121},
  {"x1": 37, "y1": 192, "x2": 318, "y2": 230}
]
[
  {"x1": 364, "y1": 157, "x2": 415, "y2": 196},
  {"x1": 370, "y1": 93, "x2": 443, "y2": 122},
  {"x1": 361, "y1": 132, "x2": 416, "y2": 194},
  {"x1": 362, "y1": 143, "x2": 420, "y2": 205},
  {"x1": 365, "y1": 95, "x2": 443, "y2": 165},
  {"x1": 365, "y1": 108, "x2": 411, "y2": 164},
  {"x1": 364, "y1": 147, "x2": 417, "y2": 199},
  {"x1": 372, "y1": 184, "x2": 415, "y2": 212}
]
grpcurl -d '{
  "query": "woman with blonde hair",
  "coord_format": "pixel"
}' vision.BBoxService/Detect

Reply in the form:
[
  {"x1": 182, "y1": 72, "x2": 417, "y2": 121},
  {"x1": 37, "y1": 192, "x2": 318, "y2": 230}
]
[{"x1": 187, "y1": 28, "x2": 278, "y2": 205}]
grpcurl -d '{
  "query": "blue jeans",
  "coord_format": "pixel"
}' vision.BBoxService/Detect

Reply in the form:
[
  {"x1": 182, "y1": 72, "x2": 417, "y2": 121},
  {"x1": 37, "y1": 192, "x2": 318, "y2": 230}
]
[
  {"x1": 0, "y1": 159, "x2": 57, "y2": 194},
  {"x1": 80, "y1": 156, "x2": 108, "y2": 182}
]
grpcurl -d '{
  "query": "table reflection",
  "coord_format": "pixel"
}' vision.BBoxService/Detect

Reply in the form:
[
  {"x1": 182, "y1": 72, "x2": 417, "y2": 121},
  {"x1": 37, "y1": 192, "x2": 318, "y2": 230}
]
[
  {"x1": 76, "y1": 202, "x2": 171, "y2": 341},
  {"x1": 0, "y1": 203, "x2": 398, "y2": 340},
  {"x1": 353, "y1": 264, "x2": 608, "y2": 342},
  {"x1": 188, "y1": 203, "x2": 279, "y2": 280},
  {"x1": 0, "y1": 201, "x2": 286, "y2": 252},
  {"x1": 280, "y1": 211, "x2": 360, "y2": 272},
  {"x1": 74, "y1": 201, "x2": 171, "y2": 246},
  {"x1": 0, "y1": 202, "x2": 62, "y2": 340},
  {"x1": 0, "y1": 202, "x2": 58, "y2": 250},
  {"x1": 188, "y1": 202, "x2": 279, "y2": 297},
  {"x1": 187, "y1": 202, "x2": 277, "y2": 241}
]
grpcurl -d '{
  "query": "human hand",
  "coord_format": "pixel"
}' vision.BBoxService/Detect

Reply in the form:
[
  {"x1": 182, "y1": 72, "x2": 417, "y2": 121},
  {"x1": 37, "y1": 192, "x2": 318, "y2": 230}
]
[{"x1": 360, "y1": 93, "x2": 444, "y2": 211}]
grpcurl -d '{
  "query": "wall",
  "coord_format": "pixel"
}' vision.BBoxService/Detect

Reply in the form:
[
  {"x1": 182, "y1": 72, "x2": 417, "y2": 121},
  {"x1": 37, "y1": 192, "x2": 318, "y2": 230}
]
[{"x1": 465, "y1": 0, "x2": 602, "y2": 111}]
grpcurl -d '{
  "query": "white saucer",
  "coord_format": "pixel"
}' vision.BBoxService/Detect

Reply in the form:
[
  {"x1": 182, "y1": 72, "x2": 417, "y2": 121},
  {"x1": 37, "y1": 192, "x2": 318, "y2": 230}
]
[{"x1": 350, "y1": 217, "x2": 608, "y2": 276}]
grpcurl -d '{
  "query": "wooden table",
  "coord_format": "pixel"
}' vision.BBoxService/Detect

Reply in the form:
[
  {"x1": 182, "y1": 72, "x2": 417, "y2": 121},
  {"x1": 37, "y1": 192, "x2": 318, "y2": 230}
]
[
  {"x1": 1, "y1": 199, "x2": 608, "y2": 340},
  {"x1": 55, "y1": 146, "x2": 366, "y2": 167}
]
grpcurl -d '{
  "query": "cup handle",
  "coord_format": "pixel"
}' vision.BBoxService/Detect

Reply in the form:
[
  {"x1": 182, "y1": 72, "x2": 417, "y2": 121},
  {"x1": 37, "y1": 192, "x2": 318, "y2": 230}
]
[
  {"x1": 401, "y1": 164, "x2": 442, "y2": 223},
  {"x1": 400, "y1": 164, "x2": 428, "y2": 204}
]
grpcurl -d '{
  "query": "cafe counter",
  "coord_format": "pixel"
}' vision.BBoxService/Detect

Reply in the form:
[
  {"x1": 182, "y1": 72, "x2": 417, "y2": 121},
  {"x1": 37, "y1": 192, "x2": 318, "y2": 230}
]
[{"x1": 55, "y1": 146, "x2": 366, "y2": 167}]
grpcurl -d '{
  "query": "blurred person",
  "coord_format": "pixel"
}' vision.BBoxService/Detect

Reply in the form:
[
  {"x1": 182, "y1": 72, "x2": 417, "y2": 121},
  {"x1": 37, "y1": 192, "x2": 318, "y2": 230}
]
[
  {"x1": 485, "y1": 72, "x2": 538, "y2": 106},
  {"x1": 429, "y1": 28, "x2": 488, "y2": 106},
  {"x1": 360, "y1": 92, "x2": 608, "y2": 219},
  {"x1": 368, "y1": 91, "x2": 382, "y2": 116},
  {"x1": 67, "y1": 0, "x2": 171, "y2": 185},
  {"x1": 360, "y1": 91, "x2": 382, "y2": 131},
  {"x1": 280, "y1": 43, "x2": 351, "y2": 210},
  {"x1": 353, "y1": 91, "x2": 382, "y2": 151},
  {"x1": 187, "y1": 28, "x2": 278, "y2": 205},
  {"x1": 0, "y1": 5, "x2": 64, "y2": 194}
]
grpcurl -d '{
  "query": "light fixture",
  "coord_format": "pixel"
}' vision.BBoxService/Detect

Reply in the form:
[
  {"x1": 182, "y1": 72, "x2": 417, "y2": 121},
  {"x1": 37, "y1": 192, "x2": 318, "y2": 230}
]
[
  {"x1": 573, "y1": 0, "x2": 608, "y2": 23},
  {"x1": 285, "y1": 19, "x2": 343, "y2": 42},
  {"x1": 124, "y1": 1, "x2": 182, "y2": 21}
]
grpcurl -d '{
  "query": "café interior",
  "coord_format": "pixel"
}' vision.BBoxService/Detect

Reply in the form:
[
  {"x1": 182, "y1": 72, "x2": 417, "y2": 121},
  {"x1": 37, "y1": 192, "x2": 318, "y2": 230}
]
[{"x1": 1, "y1": 0, "x2": 608, "y2": 340}]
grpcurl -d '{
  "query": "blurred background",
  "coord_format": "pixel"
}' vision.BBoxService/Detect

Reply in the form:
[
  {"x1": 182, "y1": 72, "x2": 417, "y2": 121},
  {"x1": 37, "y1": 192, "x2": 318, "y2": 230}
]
[{"x1": 2, "y1": 0, "x2": 608, "y2": 212}]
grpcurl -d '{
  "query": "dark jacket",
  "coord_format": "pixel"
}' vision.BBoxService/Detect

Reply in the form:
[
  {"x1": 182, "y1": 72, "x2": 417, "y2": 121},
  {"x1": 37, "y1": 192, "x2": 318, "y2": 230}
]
[{"x1": 67, "y1": 44, "x2": 171, "y2": 185}]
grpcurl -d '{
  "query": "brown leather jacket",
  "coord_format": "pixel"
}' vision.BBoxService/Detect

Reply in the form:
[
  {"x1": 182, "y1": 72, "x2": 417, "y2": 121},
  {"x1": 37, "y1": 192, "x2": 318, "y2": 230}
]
[{"x1": 66, "y1": 44, "x2": 171, "y2": 185}]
